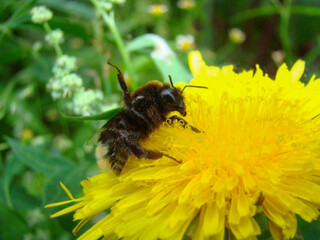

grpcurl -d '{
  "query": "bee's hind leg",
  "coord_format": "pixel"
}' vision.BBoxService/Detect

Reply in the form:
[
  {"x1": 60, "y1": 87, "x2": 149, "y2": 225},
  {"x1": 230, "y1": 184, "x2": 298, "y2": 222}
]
[
  {"x1": 145, "y1": 150, "x2": 182, "y2": 163},
  {"x1": 168, "y1": 115, "x2": 202, "y2": 133},
  {"x1": 124, "y1": 140, "x2": 181, "y2": 164}
]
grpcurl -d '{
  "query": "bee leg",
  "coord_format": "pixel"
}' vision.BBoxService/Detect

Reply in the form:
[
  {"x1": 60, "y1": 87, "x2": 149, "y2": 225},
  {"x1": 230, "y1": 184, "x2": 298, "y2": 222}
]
[
  {"x1": 168, "y1": 115, "x2": 202, "y2": 133},
  {"x1": 145, "y1": 150, "x2": 182, "y2": 164},
  {"x1": 124, "y1": 140, "x2": 181, "y2": 163}
]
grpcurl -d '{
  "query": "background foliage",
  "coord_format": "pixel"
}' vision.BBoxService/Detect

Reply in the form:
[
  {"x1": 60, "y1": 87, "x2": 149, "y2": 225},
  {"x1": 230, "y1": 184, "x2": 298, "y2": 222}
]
[{"x1": 1, "y1": 0, "x2": 320, "y2": 239}]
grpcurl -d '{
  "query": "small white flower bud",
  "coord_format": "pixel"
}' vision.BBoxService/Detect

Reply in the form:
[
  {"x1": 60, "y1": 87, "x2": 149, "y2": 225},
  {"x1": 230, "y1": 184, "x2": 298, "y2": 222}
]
[
  {"x1": 48, "y1": 73, "x2": 83, "y2": 99},
  {"x1": 229, "y1": 28, "x2": 246, "y2": 44},
  {"x1": 148, "y1": 4, "x2": 168, "y2": 16},
  {"x1": 45, "y1": 29, "x2": 64, "y2": 46},
  {"x1": 101, "y1": 2, "x2": 113, "y2": 11},
  {"x1": 177, "y1": 0, "x2": 195, "y2": 10},
  {"x1": 271, "y1": 50, "x2": 285, "y2": 64},
  {"x1": 30, "y1": 6, "x2": 53, "y2": 24},
  {"x1": 72, "y1": 90, "x2": 104, "y2": 116},
  {"x1": 176, "y1": 34, "x2": 195, "y2": 52},
  {"x1": 53, "y1": 55, "x2": 77, "y2": 77},
  {"x1": 110, "y1": 0, "x2": 126, "y2": 4}
]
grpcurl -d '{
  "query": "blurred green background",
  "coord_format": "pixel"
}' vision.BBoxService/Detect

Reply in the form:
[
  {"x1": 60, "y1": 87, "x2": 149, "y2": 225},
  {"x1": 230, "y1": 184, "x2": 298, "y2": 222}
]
[{"x1": 1, "y1": 0, "x2": 320, "y2": 239}]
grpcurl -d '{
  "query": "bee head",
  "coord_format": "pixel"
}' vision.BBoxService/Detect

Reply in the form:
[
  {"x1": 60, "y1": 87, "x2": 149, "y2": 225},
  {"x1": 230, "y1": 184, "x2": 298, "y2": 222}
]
[
  {"x1": 161, "y1": 75, "x2": 208, "y2": 117},
  {"x1": 161, "y1": 85, "x2": 186, "y2": 116}
]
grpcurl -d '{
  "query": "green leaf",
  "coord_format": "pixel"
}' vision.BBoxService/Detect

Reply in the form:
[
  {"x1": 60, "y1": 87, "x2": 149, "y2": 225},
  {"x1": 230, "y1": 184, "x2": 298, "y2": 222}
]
[
  {"x1": 2, "y1": 156, "x2": 25, "y2": 208},
  {"x1": 0, "y1": 202, "x2": 29, "y2": 240},
  {"x1": 291, "y1": 6, "x2": 320, "y2": 17},
  {"x1": 8, "y1": 139, "x2": 74, "y2": 177},
  {"x1": 231, "y1": 6, "x2": 320, "y2": 24},
  {"x1": 255, "y1": 212, "x2": 268, "y2": 232},
  {"x1": 255, "y1": 213, "x2": 272, "y2": 240},
  {"x1": 50, "y1": 17, "x2": 91, "y2": 40},
  {"x1": 0, "y1": 0, "x2": 32, "y2": 38},
  {"x1": 126, "y1": 36, "x2": 155, "y2": 51},
  {"x1": 297, "y1": 216, "x2": 320, "y2": 240},
  {"x1": 38, "y1": 0, "x2": 95, "y2": 20},
  {"x1": 61, "y1": 106, "x2": 123, "y2": 122},
  {"x1": 127, "y1": 34, "x2": 192, "y2": 83},
  {"x1": 9, "y1": 183, "x2": 42, "y2": 210},
  {"x1": 43, "y1": 162, "x2": 88, "y2": 211},
  {"x1": 231, "y1": 6, "x2": 279, "y2": 24}
]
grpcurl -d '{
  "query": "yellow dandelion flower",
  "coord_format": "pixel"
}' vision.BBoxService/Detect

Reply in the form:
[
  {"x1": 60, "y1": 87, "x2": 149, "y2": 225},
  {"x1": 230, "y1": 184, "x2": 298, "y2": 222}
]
[
  {"x1": 46, "y1": 51, "x2": 320, "y2": 240},
  {"x1": 20, "y1": 128, "x2": 34, "y2": 142},
  {"x1": 148, "y1": 4, "x2": 168, "y2": 16}
]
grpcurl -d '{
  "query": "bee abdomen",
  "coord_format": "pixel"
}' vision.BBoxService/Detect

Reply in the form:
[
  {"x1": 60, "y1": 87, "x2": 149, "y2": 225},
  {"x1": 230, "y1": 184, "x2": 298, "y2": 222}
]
[
  {"x1": 96, "y1": 144, "x2": 128, "y2": 174},
  {"x1": 96, "y1": 144, "x2": 111, "y2": 173},
  {"x1": 108, "y1": 153, "x2": 127, "y2": 174}
]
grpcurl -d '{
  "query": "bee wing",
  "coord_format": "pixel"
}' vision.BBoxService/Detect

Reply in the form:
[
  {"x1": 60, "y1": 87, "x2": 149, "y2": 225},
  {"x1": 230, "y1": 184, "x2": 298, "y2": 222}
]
[{"x1": 86, "y1": 126, "x2": 107, "y2": 146}]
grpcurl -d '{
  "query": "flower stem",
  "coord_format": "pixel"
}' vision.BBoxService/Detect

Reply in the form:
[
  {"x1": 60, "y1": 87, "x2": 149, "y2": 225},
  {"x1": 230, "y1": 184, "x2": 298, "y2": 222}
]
[
  {"x1": 91, "y1": 0, "x2": 137, "y2": 89},
  {"x1": 305, "y1": 36, "x2": 320, "y2": 64},
  {"x1": 276, "y1": 0, "x2": 294, "y2": 64},
  {"x1": 92, "y1": 18, "x2": 111, "y2": 95},
  {"x1": 43, "y1": 22, "x2": 63, "y2": 57}
]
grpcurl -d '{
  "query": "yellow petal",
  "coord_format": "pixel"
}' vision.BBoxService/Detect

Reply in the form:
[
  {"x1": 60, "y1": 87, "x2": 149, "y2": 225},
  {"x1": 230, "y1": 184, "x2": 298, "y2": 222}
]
[
  {"x1": 282, "y1": 213, "x2": 297, "y2": 239},
  {"x1": 44, "y1": 198, "x2": 83, "y2": 208},
  {"x1": 188, "y1": 51, "x2": 206, "y2": 76},
  {"x1": 73, "y1": 217, "x2": 91, "y2": 235},
  {"x1": 230, "y1": 217, "x2": 260, "y2": 239},
  {"x1": 268, "y1": 220, "x2": 284, "y2": 240},
  {"x1": 50, "y1": 202, "x2": 85, "y2": 218},
  {"x1": 203, "y1": 202, "x2": 224, "y2": 236},
  {"x1": 275, "y1": 63, "x2": 290, "y2": 83},
  {"x1": 254, "y1": 64, "x2": 263, "y2": 78},
  {"x1": 290, "y1": 59, "x2": 305, "y2": 82},
  {"x1": 229, "y1": 196, "x2": 240, "y2": 224},
  {"x1": 60, "y1": 181, "x2": 75, "y2": 200}
]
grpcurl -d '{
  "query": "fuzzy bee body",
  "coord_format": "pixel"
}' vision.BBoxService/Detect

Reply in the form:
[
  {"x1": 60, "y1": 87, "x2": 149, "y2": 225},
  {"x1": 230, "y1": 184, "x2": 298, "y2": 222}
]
[{"x1": 96, "y1": 63, "x2": 206, "y2": 174}]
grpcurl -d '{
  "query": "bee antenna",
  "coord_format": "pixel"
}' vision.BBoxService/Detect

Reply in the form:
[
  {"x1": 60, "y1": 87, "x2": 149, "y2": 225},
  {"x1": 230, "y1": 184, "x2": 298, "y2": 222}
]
[
  {"x1": 108, "y1": 61, "x2": 131, "y2": 106},
  {"x1": 181, "y1": 85, "x2": 208, "y2": 93},
  {"x1": 168, "y1": 75, "x2": 174, "y2": 88},
  {"x1": 108, "y1": 61, "x2": 121, "y2": 73}
]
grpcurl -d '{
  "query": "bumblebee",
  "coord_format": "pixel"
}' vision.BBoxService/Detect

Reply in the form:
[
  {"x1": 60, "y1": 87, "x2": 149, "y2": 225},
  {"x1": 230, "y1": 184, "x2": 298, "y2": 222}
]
[{"x1": 96, "y1": 62, "x2": 207, "y2": 174}]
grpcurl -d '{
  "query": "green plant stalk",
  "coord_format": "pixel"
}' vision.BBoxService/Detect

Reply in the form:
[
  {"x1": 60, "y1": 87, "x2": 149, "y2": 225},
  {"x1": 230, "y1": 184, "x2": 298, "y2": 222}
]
[
  {"x1": 215, "y1": 41, "x2": 235, "y2": 63},
  {"x1": 304, "y1": 36, "x2": 320, "y2": 64},
  {"x1": 4, "y1": 185, "x2": 13, "y2": 208},
  {"x1": 279, "y1": 8, "x2": 293, "y2": 63},
  {"x1": 92, "y1": 18, "x2": 111, "y2": 95},
  {"x1": 270, "y1": 0, "x2": 282, "y2": 9},
  {"x1": 0, "y1": 142, "x2": 10, "y2": 152},
  {"x1": 232, "y1": 6, "x2": 320, "y2": 24},
  {"x1": 107, "y1": 17, "x2": 137, "y2": 89},
  {"x1": 43, "y1": 22, "x2": 63, "y2": 57},
  {"x1": 305, "y1": 45, "x2": 320, "y2": 64},
  {"x1": 272, "y1": 0, "x2": 293, "y2": 64},
  {"x1": 92, "y1": 0, "x2": 137, "y2": 89}
]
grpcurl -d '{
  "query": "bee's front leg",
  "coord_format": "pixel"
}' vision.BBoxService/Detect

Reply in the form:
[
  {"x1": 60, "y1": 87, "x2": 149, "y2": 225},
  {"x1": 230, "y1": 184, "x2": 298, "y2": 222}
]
[{"x1": 168, "y1": 115, "x2": 201, "y2": 133}]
